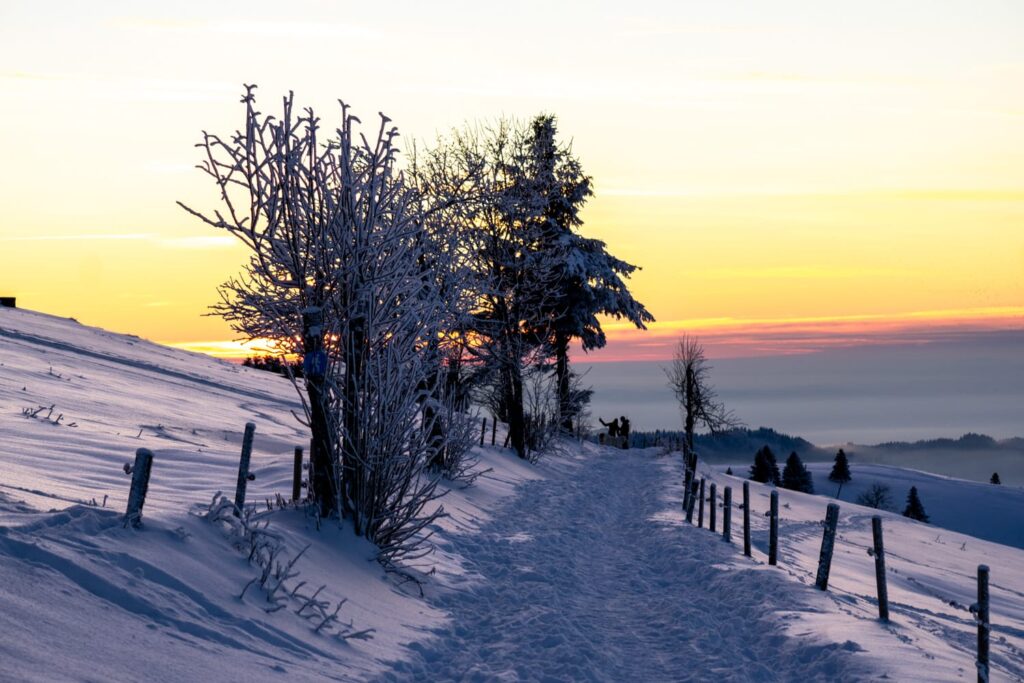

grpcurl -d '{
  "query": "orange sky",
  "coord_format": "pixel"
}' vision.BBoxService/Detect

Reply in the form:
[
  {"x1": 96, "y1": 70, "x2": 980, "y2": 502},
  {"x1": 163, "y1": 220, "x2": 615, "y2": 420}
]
[{"x1": 1, "y1": 1, "x2": 1021, "y2": 360}]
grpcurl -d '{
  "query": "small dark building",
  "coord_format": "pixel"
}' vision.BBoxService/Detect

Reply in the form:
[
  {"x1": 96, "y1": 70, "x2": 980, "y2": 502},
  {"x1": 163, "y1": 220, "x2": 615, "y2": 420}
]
[{"x1": 0, "y1": 297, "x2": 15, "y2": 308}]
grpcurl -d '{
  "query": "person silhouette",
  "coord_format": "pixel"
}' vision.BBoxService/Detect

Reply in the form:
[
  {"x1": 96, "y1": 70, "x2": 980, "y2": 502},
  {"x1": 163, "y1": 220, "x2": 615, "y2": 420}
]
[
  {"x1": 619, "y1": 416, "x2": 631, "y2": 442},
  {"x1": 598, "y1": 417, "x2": 620, "y2": 438}
]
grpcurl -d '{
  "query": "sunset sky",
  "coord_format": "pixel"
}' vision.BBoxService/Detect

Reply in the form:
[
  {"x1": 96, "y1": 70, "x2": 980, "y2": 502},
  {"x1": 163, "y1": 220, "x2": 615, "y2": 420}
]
[{"x1": 1, "y1": 0, "x2": 1021, "y2": 361}]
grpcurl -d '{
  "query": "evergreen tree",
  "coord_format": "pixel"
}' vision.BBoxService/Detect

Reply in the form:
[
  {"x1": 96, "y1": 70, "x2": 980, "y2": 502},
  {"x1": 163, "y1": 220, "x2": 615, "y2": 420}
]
[
  {"x1": 781, "y1": 451, "x2": 814, "y2": 493},
  {"x1": 523, "y1": 116, "x2": 653, "y2": 431},
  {"x1": 749, "y1": 446, "x2": 781, "y2": 485},
  {"x1": 902, "y1": 486, "x2": 930, "y2": 522},
  {"x1": 726, "y1": 466, "x2": 733, "y2": 475},
  {"x1": 828, "y1": 448, "x2": 852, "y2": 497},
  {"x1": 991, "y1": 472, "x2": 1001, "y2": 485}
]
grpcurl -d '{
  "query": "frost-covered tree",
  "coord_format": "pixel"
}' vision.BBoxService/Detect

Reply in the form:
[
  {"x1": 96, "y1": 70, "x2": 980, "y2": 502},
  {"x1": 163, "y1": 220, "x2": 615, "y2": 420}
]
[
  {"x1": 902, "y1": 486, "x2": 930, "y2": 522},
  {"x1": 828, "y1": 449, "x2": 852, "y2": 497},
  {"x1": 180, "y1": 86, "x2": 469, "y2": 565},
  {"x1": 519, "y1": 115, "x2": 653, "y2": 432},
  {"x1": 417, "y1": 121, "x2": 562, "y2": 460},
  {"x1": 781, "y1": 451, "x2": 814, "y2": 493}
]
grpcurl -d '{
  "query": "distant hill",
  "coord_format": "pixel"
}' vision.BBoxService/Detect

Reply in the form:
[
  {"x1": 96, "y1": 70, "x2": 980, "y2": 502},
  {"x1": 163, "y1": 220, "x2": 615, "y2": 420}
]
[
  {"x1": 629, "y1": 427, "x2": 828, "y2": 461},
  {"x1": 870, "y1": 432, "x2": 1024, "y2": 451}
]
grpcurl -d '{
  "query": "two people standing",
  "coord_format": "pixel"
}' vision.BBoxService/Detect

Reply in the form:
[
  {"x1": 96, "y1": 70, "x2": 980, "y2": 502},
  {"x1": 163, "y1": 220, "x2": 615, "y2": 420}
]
[{"x1": 599, "y1": 416, "x2": 630, "y2": 448}]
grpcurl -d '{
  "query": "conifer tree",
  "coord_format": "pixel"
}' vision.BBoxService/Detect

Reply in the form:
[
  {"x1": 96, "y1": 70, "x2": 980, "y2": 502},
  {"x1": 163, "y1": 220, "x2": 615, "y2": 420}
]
[
  {"x1": 991, "y1": 472, "x2": 1001, "y2": 485},
  {"x1": 828, "y1": 448, "x2": 852, "y2": 497},
  {"x1": 781, "y1": 451, "x2": 814, "y2": 493},
  {"x1": 524, "y1": 115, "x2": 653, "y2": 431},
  {"x1": 902, "y1": 486, "x2": 930, "y2": 522},
  {"x1": 749, "y1": 446, "x2": 781, "y2": 485}
]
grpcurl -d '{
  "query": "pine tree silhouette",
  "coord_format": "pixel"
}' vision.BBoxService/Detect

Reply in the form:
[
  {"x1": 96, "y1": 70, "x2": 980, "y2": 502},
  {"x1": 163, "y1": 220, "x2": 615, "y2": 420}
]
[
  {"x1": 782, "y1": 451, "x2": 814, "y2": 493},
  {"x1": 828, "y1": 449, "x2": 852, "y2": 497},
  {"x1": 902, "y1": 486, "x2": 930, "y2": 522},
  {"x1": 990, "y1": 472, "x2": 1001, "y2": 485},
  {"x1": 749, "y1": 446, "x2": 781, "y2": 485}
]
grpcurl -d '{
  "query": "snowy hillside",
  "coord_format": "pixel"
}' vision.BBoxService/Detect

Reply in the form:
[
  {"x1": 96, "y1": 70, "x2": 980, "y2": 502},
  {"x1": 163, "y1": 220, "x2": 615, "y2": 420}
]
[
  {"x1": 700, "y1": 461, "x2": 1024, "y2": 680},
  {"x1": 2, "y1": 306, "x2": 1022, "y2": 681},
  {"x1": 0, "y1": 307, "x2": 544, "y2": 680}
]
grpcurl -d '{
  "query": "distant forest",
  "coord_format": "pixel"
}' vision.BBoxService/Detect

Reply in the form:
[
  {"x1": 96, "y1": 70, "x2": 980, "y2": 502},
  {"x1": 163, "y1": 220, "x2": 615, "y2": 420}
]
[{"x1": 624, "y1": 427, "x2": 1023, "y2": 459}]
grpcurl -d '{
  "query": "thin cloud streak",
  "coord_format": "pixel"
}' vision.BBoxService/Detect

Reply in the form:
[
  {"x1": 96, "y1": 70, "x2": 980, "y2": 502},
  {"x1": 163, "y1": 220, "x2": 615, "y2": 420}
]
[
  {"x1": 0, "y1": 233, "x2": 157, "y2": 242},
  {"x1": 583, "y1": 307, "x2": 1024, "y2": 362}
]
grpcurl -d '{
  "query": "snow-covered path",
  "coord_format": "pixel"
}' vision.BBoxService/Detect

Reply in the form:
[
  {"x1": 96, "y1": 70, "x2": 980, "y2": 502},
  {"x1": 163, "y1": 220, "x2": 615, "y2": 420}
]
[{"x1": 378, "y1": 450, "x2": 875, "y2": 682}]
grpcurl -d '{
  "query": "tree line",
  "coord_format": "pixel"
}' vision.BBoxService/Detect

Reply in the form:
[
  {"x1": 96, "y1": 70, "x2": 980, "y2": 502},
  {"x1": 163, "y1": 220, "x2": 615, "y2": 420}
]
[{"x1": 179, "y1": 86, "x2": 652, "y2": 563}]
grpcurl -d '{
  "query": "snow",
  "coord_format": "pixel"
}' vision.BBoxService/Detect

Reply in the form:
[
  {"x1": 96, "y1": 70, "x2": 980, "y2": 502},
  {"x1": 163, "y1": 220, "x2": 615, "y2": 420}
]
[
  {"x1": 379, "y1": 447, "x2": 874, "y2": 682},
  {"x1": 2, "y1": 306, "x2": 1023, "y2": 681},
  {"x1": 705, "y1": 462, "x2": 1024, "y2": 680}
]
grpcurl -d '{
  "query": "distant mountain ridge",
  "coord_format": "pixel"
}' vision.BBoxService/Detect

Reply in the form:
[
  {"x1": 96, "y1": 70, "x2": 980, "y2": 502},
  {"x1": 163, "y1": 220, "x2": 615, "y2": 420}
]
[
  {"x1": 869, "y1": 432, "x2": 1024, "y2": 451},
  {"x1": 629, "y1": 426, "x2": 1023, "y2": 462}
]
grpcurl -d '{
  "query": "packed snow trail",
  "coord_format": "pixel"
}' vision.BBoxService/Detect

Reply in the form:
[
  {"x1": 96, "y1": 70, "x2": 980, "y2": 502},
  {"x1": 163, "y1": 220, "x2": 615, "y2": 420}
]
[{"x1": 378, "y1": 449, "x2": 874, "y2": 682}]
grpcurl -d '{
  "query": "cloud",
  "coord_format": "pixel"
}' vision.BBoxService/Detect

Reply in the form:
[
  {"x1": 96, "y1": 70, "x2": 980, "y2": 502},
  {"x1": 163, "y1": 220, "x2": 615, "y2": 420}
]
[
  {"x1": 583, "y1": 307, "x2": 1024, "y2": 362},
  {"x1": 165, "y1": 338, "x2": 284, "y2": 359},
  {"x1": 159, "y1": 236, "x2": 237, "y2": 250},
  {"x1": 0, "y1": 233, "x2": 156, "y2": 242},
  {"x1": 112, "y1": 17, "x2": 379, "y2": 41}
]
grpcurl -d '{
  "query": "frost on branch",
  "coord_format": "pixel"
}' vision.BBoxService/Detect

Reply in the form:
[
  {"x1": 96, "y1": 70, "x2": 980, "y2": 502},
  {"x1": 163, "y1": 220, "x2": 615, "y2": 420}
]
[{"x1": 179, "y1": 86, "x2": 475, "y2": 570}]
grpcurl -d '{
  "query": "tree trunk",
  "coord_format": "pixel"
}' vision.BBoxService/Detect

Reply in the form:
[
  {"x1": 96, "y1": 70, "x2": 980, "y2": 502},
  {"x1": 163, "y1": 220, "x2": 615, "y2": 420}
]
[
  {"x1": 555, "y1": 331, "x2": 572, "y2": 432},
  {"x1": 343, "y1": 314, "x2": 366, "y2": 533},
  {"x1": 505, "y1": 363, "x2": 527, "y2": 459},
  {"x1": 303, "y1": 307, "x2": 337, "y2": 520}
]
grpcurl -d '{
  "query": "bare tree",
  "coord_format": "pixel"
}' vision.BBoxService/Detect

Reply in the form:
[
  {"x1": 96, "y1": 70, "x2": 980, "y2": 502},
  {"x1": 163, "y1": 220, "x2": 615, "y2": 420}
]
[
  {"x1": 664, "y1": 335, "x2": 740, "y2": 507},
  {"x1": 856, "y1": 483, "x2": 894, "y2": 510},
  {"x1": 179, "y1": 86, "x2": 470, "y2": 567}
]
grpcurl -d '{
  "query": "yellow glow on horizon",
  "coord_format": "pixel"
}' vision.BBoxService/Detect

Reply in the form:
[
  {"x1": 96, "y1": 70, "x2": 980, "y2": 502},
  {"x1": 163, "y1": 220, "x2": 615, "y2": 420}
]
[{"x1": 1, "y1": 1, "x2": 1022, "y2": 360}]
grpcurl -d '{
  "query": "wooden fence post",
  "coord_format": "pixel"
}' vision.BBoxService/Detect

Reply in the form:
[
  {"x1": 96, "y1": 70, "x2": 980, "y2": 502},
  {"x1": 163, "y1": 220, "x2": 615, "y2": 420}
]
[
  {"x1": 815, "y1": 503, "x2": 840, "y2": 590},
  {"x1": 233, "y1": 422, "x2": 256, "y2": 516},
  {"x1": 976, "y1": 565, "x2": 990, "y2": 683},
  {"x1": 292, "y1": 446, "x2": 304, "y2": 502},
  {"x1": 480, "y1": 417, "x2": 487, "y2": 447},
  {"x1": 722, "y1": 486, "x2": 732, "y2": 542},
  {"x1": 685, "y1": 479, "x2": 698, "y2": 523},
  {"x1": 871, "y1": 516, "x2": 888, "y2": 621},
  {"x1": 491, "y1": 416, "x2": 497, "y2": 446},
  {"x1": 769, "y1": 490, "x2": 779, "y2": 566},
  {"x1": 683, "y1": 467, "x2": 694, "y2": 515},
  {"x1": 124, "y1": 448, "x2": 153, "y2": 528},
  {"x1": 743, "y1": 481, "x2": 751, "y2": 557},
  {"x1": 709, "y1": 483, "x2": 717, "y2": 533},
  {"x1": 698, "y1": 478, "x2": 706, "y2": 528}
]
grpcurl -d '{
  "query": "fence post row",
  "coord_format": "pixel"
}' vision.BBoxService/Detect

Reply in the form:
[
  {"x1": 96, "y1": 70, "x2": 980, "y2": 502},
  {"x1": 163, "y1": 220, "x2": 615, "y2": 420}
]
[
  {"x1": 709, "y1": 483, "x2": 717, "y2": 533},
  {"x1": 491, "y1": 416, "x2": 497, "y2": 446},
  {"x1": 976, "y1": 565, "x2": 990, "y2": 683},
  {"x1": 698, "y1": 478, "x2": 706, "y2": 529},
  {"x1": 815, "y1": 503, "x2": 840, "y2": 590},
  {"x1": 722, "y1": 486, "x2": 732, "y2": 543},
  {"x1": 768, "y1": 490, "x2": 778, "y2": 566},
  {"x1": 871, "y1": 516, "x2": 889, "y2": 621},
  {"x1": 742, "y1": 481, "x2": 751, "y2": 557},
  {"x1": 124, "y1": 448, "x2": 154, "y2": 528},
  {"x1": 292, "y1": 446, "x2": 304, "y2": 502},
  {"x1": 233, "y1": 422, "x2": 256, "y2": 516}
]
